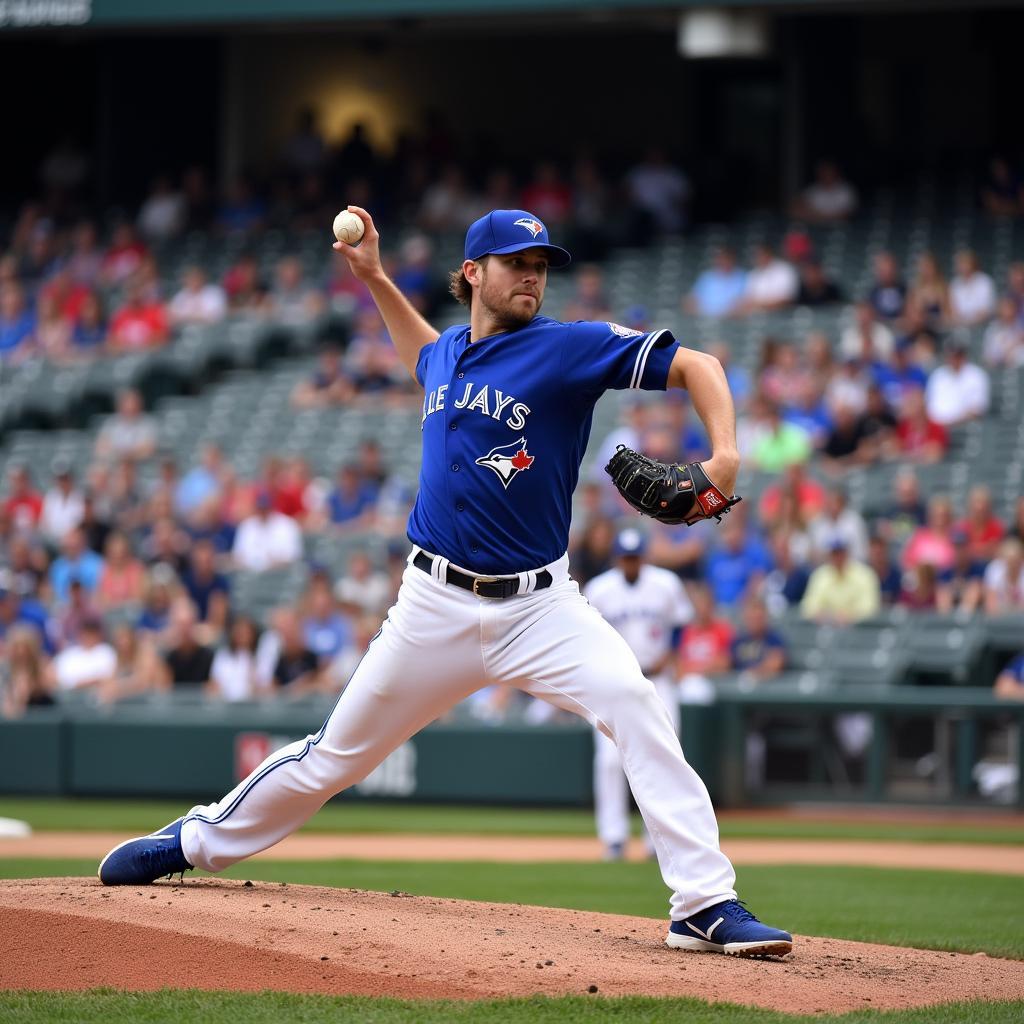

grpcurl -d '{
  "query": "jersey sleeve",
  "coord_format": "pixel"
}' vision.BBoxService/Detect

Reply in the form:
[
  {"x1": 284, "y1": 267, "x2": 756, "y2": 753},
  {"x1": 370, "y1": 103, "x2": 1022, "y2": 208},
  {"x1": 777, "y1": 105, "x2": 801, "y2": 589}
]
[
  {"x1": 562, "y1": 321, "x2": 680, "y2": 395},
  {"x1": 414, "y1": 341, "x2": 436, "y2": 388}
]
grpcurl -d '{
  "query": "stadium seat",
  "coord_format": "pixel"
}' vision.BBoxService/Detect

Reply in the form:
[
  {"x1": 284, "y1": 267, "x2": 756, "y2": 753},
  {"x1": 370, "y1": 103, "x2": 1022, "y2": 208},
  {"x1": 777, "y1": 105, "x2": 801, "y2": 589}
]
[{"x1": 901, "y1": 614, "x2": 987, "y2": 686}]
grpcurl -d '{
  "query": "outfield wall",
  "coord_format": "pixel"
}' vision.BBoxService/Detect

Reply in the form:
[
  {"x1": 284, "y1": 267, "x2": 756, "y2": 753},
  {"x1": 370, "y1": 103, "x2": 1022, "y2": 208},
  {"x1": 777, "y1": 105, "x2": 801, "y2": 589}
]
[
  {"x1": 4, "y1": 688, "x2": 1021, "y2": 808},
  {"x1": 0, "y1": 703, "x2": 611, "y2": 805}
]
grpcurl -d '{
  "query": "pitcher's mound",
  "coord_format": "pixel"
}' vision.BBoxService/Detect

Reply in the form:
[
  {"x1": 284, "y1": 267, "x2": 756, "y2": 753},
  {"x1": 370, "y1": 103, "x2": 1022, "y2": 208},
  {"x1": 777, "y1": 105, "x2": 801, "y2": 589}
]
[{"x1": 1, "y1": 878, "x2": 1021, "y2": 1014}]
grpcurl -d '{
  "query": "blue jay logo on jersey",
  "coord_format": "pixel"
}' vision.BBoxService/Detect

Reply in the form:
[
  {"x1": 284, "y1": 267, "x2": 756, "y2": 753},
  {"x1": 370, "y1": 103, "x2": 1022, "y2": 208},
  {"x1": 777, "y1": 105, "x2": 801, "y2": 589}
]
[
  {"x1": 513, "y1": 217, "x2": 544, "y2": 239},
  {"x1": 475, "y1": 437, "x2": 535, "y2": 489}
]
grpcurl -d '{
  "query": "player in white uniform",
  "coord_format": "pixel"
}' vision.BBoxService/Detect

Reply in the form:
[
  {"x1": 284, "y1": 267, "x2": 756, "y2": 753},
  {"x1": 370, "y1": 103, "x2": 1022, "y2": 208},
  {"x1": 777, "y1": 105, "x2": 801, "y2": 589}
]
[
  {"x1": 583, "y1": 528, "x2": 692, "y2": 860},
  {"x1": 98, "y1": 206, "x2": 793, "y2": 958}
]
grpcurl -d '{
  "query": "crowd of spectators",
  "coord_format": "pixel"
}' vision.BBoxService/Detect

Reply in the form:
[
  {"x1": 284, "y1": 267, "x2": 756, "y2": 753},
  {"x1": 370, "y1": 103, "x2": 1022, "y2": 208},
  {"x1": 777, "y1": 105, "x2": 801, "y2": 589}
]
[
  {"x1": 0, "y1": 388, "x2": 415, "y2": 717},
  {"x1": 562, "y1": 233, "x2": 1024, "y2": 712},
  {"x1": 1, "y1": 116, "x2": 700, "y2": 367},
  {"x1": 3, "y1": 145, "x2": 1024, "y2": 722}
]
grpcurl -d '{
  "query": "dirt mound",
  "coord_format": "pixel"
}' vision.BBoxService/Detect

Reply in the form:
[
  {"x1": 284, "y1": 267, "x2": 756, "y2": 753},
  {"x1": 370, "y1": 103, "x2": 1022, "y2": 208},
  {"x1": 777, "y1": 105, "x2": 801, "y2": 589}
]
[
  {"x1": 4, "y1": 832, "x2": 1024, "y2": 874},
  {"x1": 1, "y1": 878, "x2": 1022, "y2": 1013}
]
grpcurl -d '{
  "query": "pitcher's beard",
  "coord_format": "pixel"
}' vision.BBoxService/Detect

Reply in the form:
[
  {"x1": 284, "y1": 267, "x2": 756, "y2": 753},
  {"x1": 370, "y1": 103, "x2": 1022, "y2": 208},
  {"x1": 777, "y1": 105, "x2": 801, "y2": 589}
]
[{"x1": 482, "y1": 294, "x2": 542, "y2": 333}]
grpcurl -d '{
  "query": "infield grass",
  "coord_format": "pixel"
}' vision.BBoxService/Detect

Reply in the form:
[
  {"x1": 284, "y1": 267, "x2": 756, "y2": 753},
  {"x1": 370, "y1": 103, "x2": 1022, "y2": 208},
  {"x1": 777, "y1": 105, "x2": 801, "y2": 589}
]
[
  {"x1": 0, "y1": 991, "x2": 1022, "y2": 1024},
  {"x1": 2, "y1": 797, "x2": 1022, "y2": 845},
  {"x1": 3, "y1": 859, "x2": 1022, "y2": 959}
]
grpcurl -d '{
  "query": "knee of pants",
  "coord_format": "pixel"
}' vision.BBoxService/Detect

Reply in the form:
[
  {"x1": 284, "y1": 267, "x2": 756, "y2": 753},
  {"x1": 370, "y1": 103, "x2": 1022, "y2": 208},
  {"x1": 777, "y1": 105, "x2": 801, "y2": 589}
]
[
  {"x1": 298, "y1": 740, "x2": 382, "y2": 795},
  {"x1": 594, "y1": 670, "x2": 664, "y2": 729}
]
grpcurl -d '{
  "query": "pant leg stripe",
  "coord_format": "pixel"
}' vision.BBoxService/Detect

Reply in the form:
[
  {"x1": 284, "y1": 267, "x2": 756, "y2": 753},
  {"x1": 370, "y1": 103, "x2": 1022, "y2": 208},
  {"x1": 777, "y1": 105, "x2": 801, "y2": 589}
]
[{"x1": 185, "y1": 626, "x2": 384, "y2": 827}]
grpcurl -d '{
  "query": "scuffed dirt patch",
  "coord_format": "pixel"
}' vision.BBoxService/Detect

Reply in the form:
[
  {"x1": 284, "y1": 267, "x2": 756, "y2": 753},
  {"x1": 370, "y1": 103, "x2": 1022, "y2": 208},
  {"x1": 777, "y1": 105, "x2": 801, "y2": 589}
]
[{"x1": 2, "y1": 878, "x2": 1023, "y2": 1013}]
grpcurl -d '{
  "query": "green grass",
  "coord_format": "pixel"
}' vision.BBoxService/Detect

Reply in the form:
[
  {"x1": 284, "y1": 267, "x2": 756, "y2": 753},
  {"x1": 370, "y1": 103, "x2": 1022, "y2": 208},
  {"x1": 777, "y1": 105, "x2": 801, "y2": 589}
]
[
  {"x1": 0, "y1": 991, "x2": 1021, "y2": 1024},
  {"x1": 4, "y1": 859, "x2": 1023, "y2": 959},
  {"x1": 2, "y1": 797, "x2": 1022, "y2": 845}
]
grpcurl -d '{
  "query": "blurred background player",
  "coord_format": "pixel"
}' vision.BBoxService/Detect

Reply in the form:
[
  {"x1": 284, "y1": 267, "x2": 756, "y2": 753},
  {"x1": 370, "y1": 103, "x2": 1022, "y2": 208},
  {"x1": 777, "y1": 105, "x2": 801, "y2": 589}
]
[{"x1": 583, "y1": 528, "x2": 693, "y2": 860}]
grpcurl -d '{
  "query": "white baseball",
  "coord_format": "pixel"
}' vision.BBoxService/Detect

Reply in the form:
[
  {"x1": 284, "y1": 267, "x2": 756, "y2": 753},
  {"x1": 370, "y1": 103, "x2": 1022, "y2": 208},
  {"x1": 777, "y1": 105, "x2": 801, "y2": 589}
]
[{"x1": 333, "y1": 210, "x2": 365, "y2": 245}]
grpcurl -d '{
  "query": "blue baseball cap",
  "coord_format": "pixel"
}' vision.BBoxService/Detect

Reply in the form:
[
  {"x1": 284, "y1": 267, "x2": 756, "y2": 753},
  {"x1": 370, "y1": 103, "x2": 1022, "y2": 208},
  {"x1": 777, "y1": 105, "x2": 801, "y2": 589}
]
[
  {"x1": 614, "y1": 528, "x2": 648, "y2": 558},
  {"x1": 464, "y1": 209, "x2": 571, "y2": 268}
]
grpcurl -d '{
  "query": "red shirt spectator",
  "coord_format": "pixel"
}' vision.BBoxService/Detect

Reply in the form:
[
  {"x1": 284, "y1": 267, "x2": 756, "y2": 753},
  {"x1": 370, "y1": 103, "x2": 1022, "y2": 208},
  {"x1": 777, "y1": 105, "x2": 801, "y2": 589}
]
[
  {"x1": 40, "y1": 269, "x2": 90, "y2": 324},
  {"x1": 219, "y1": 469, "x2": 259, "y2": 526},
  {"x1": 955, "y1": 484, "x2": 1005, "y2": 563},
  {"x1": 677, "y1": 586, "x2": 734, "y2": 677},
  {"x1": 678, "y1": 620, "x2": 734, "y2": 676},
  {"x1": 272, "y1": 459, "x2": 311, "y2": 521},
  {"x1": 3, "y1": 465, "x2": 42, "y2": 532},
  {"x1": 896, "y1": 418, "x2": 948, "y2": 460},
  {"x1": 101, "y1": 224, "x2": 148, "y2": 287},
  {"x1": 758, "y1": 464, "x2": 827, "y2": 527},
  {"x1": 222, "y1": 255, "x2": 267, "y2": 312},
  {"x1": 895, "y1": 388, "x2": 947, "y2": 462},
  {"x1": 520, "y1": 162, "x2": 573, "y2": 224},
  {"x1": 109, "y1": 288, "x2": 168, "y2": 350},
  {"x1": 899, "y1": 564, "x2": 939, "y2": 611}
]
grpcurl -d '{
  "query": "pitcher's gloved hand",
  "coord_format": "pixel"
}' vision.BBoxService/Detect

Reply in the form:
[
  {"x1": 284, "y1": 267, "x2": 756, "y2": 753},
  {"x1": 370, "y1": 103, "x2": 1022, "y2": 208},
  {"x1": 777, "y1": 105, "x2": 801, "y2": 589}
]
[{"x1": 605, "y1": 446, "x2": 742, "y2": 526}]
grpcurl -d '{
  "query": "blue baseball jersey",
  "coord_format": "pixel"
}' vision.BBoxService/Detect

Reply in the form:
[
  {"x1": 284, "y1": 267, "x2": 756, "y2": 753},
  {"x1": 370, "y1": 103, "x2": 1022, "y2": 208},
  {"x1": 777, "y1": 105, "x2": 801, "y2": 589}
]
[{"x1": 408, "y1": 315, "x2": 679, "y2": 574}]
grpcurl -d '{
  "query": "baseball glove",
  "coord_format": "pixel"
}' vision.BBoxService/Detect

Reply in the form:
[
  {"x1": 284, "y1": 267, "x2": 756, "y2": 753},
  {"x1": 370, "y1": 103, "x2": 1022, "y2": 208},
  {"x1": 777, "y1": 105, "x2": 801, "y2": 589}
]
[{"x1": 605, "y1": 445, "x2": 742, "y2": 526}]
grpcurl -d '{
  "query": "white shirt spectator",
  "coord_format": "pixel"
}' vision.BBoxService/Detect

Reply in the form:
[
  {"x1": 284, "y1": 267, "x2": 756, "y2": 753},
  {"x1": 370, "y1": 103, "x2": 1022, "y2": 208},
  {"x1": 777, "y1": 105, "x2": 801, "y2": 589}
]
[
  {"x1": 809, "y1": 508, "x2": 869, "y2": 562},
  {"x1": 209, "y1": 648, "x2": 263, "y2": 701},
  {"x1": 826, "y1": 370, "x2": 870, "y2": 415},
  {"x1": 983, "y1": 558, "x2": 1024, "y2": 607},
  {"x1": 232, "y1": 511, "x2": 302, "y2": 571},
  {"x1": 335, "y1": 571, "x2": 392, "y2": 617},
  {"x1": 138, "y1": 189, "x2": 185, "y2": 241},
  {"x1": 745, "y1": 259, "x2": 798, "y2": 308},
  {"x1": 53, "y1": 642, "x2": 117, "y2": 690},
  {"x1": 802, "y1": 180, "x2": 857, "y2": 220},
  {"x1": 950, "y1": 272, "x2": 996, "y2": 324},
  {"x1": 96, "y1": 414, "x2": 157, "y2": 461},
  {"x1": 983, "y1": 319, "x2": 1024, "y2": 367},
  {"x1": 839, "y1": 321, "x2": 894, "y2": 361},
  {"x1": 41, "y1": 486, "x2": 85, "y2": 544},
  {"x1": 925, "y1": 360, "x2": 990, "y2": 426},
  {"x1": 169, "y1": 283, "x2": 227, "y2": 326}
]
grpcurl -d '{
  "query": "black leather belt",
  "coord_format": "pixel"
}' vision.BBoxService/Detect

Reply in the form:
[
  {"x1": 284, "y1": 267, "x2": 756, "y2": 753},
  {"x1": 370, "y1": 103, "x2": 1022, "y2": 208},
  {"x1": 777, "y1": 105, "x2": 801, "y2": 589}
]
[{"x1": 413, "y1": 550, "x2": 552, "y2": 599}]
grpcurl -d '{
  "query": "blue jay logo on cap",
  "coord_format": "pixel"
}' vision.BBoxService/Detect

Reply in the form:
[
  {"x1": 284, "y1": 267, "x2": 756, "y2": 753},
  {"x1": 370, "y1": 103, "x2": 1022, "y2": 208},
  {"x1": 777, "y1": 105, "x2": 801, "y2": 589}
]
[{"x1": 513, "y1": 217, "x2": 544, "y2": 239}]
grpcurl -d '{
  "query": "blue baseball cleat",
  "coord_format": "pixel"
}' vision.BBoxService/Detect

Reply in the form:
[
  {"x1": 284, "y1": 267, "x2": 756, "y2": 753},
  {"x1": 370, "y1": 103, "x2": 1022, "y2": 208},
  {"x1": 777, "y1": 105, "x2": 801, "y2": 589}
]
[
  {"x1": 667, "y1": 899, "x2": 793, "y2": 957},
  {"x1": 97, "y1": 817, "x2": 193, "y2": 886}
]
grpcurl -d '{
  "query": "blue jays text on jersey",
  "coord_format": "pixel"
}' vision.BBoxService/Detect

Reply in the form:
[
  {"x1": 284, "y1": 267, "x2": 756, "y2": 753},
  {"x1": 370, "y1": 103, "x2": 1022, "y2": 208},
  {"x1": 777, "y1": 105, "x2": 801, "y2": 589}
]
[
  {"x1": 407, "y1": 315, "x2": 680, "y2": 575},
  {"x1": 422, "y1": 381, "x2": 531, "y2": 431}
]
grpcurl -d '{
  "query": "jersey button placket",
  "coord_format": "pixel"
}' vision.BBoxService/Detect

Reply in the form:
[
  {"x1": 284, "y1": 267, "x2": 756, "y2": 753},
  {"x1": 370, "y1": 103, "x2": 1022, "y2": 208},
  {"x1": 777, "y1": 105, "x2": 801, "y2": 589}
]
[{"x1": 448, "y1": 341, "x2": 475, "y2": 550}]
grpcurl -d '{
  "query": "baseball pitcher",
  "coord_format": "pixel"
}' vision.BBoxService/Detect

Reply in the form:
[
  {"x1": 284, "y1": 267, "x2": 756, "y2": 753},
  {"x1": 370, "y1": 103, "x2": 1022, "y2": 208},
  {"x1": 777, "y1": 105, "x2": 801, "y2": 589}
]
[{"x1": 99, "y1": 208, "x2": 792, "y2": 958}]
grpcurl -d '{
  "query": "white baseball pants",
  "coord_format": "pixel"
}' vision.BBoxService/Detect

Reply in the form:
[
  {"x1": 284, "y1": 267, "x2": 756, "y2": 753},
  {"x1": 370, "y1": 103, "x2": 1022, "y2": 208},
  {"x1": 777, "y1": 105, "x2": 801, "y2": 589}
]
[
  {"x1": 180, "y1": 550, "x2": 736, "y2": 920},
  {"x1": 594, "y1": 674, "x2": 680, "y2": 850}
]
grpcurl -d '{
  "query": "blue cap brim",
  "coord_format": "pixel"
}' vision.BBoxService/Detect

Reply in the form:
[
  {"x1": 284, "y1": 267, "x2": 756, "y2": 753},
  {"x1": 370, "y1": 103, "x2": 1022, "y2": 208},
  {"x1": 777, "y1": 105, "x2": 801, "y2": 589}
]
[{"x1": 472, "y1": 241, "x2": 572, "y2": 268}]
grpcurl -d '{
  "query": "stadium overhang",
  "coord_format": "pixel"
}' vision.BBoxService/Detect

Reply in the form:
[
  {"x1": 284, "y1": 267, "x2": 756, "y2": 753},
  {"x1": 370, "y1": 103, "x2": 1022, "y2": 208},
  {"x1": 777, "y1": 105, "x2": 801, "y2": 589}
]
[{"x1": 1, "y1": 0, "x2": 1021, "y2": 32}]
